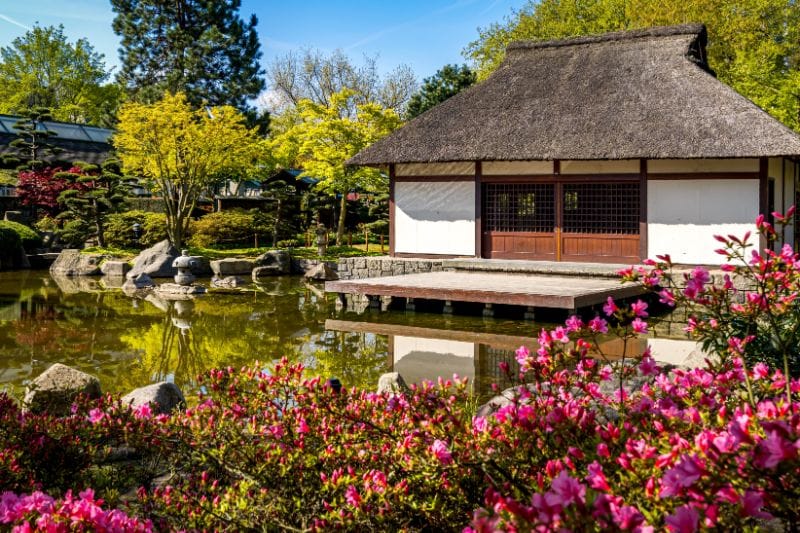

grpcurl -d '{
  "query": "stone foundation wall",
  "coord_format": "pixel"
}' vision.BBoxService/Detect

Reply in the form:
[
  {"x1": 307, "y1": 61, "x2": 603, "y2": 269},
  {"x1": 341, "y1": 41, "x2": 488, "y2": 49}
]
[{"x1": 337, "y1": 256, "x2": 444, "y2": 280}]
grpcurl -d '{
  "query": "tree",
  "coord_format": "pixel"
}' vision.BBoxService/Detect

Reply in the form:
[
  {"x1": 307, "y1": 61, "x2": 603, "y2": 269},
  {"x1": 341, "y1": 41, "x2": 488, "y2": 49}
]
[
  {"x1": 113, "y1": 92, "x2": 262, "y2": 249},
  {"x1": 406, "y1": 64, "x2": 477, "y2": 119},
  {"x1": 0, "y1": 25, "x2": 119, "y2": 126},
  {"x1": 16, "y1": 166, "x2": 74, "y2": 217},
  {"x1": 265, "y1": 49, "x2": 416, "y2": 116},
  {"x1": 111, "y1": 0, "x2": 264, "y2": 112},
  {"x1": 463, "y1": 0, "x2": 800, "y2": 131},
  {"x1": 5, "y1": 108, "x2": 61, "y2": 170},
  {"x1": 268, "y1": 90, "x2": 401, "y2": 245},
  {"x1": 56, "y1": 160, "x2": 129, "y2": 248}
]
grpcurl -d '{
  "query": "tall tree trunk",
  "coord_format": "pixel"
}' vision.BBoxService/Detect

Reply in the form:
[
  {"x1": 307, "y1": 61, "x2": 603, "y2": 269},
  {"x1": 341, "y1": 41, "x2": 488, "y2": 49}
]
[{"x1": 336, "y1": 194, "x2": 347, "y2": 245}]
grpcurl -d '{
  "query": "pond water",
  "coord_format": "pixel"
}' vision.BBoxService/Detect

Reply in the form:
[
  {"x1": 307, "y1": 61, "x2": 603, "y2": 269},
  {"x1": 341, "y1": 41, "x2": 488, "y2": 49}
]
[
  {"x1": 0, "y1": 271, "x2": 555, "y2": 401},
  {"x1": 0, "y1": 271, "x2": 702, "y2": 402}
]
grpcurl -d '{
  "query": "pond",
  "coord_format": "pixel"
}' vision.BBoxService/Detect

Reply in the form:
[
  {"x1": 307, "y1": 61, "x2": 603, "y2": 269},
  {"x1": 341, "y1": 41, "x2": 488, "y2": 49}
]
[
  {"x1": 0, "y1": 271, "x2": 701, "y2": 402},
  {"x1": 0, "y1": 271, "x2": 555, "y2": 401}
]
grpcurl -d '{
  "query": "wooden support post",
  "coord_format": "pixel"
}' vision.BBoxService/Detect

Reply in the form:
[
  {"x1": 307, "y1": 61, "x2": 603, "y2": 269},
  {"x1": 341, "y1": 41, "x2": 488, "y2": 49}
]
[
  {"x1": 368, "y1": 295, "x2": 380, "y2": 309},
  {"x1": 380, "y1": 234, "x2": 385, "y2": 253},
  {"x1": 524, "y1": 306, "x2": 536, "y2": 321},
  {"x1": 348, "y1": 232, "x2": 352, "y2": 247},
  {"x1": 482, "y1": 303, "x2": 494, "y2": 318},
  {"x1": 443, "y1": 300, "x2": 453, "y2": 314},
  {"x1": 365, "y1": 227, "x2": 369, "y2": 252}
]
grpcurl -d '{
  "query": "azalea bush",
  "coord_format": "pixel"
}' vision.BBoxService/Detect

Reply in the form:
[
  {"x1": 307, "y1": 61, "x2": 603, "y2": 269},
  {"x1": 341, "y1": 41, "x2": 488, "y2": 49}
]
[{"x1": 0, "y1": 211, "x2": 799, "y2": 531}]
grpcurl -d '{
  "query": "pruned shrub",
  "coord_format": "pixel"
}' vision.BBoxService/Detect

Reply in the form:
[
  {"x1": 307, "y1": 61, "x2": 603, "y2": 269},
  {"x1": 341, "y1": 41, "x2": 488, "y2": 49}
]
[
  {"x1": 188, "y1": 209, "x2": 271, "y2": 249},
  {"x1": 104, "y1": 211, "x2": 168, "y2": 248},
  {"x1": 0, "y1": 220, "x2": 42, "y2": 252}
]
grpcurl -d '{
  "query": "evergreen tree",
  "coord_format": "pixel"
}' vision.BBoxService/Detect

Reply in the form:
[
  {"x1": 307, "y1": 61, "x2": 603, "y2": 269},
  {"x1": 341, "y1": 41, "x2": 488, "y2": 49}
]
[
  {"x1": 56, "y1": 160, "x2": 130, "y2": 248},
  {"x1": 6, "y1": 107, "x2": 61, "y2": 170},
  {"x1": 406, "y1": 64, "x2": 476, "y2": 119},
  {"x1": 111, "y1": 0, "x2": 265, "y2": 112}
]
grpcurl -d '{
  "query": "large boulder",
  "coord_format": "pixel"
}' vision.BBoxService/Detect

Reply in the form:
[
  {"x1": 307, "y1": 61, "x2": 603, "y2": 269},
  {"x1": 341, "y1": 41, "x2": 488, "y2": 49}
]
[
  {"x1": 49, "y1": 249, "x2": 107, "y2": 276},
  {"x1": 24, "y1": 363, "x2": 101, "y2": 415},
  {"x1": 121, "y1": 382, "x2": 185, "y2": 414},
  {"x1": 127, "y1": 240, "x2": 179, "y2": 279},
  {"x1": 253, "y1": 250, "x2": 291, "y2": 276},
  {"x1": 210, "y1": 258, "x2": 254, "y2": 277}
]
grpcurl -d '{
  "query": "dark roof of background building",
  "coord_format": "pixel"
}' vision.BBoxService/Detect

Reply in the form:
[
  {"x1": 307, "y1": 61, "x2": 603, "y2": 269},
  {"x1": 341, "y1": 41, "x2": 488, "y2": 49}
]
[
  {"x1": 349, "y1": 24, "x2": 800, "y2": 165},
  {"x1": 0, "y1": 115, "x2": 113, "y2": 166}
]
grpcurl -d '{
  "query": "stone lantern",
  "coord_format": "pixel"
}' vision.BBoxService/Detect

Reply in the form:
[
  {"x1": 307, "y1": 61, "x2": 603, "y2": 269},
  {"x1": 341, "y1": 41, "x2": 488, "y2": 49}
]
[{"x1": 172, "y1": 250, "x2": 197, "y2": 286}]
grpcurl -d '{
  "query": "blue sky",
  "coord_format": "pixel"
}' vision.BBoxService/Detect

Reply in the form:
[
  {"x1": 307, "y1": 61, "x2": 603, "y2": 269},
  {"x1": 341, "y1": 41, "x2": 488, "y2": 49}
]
[{"x1": 0, "y1": 1, "x2": 523, "y2": 88}]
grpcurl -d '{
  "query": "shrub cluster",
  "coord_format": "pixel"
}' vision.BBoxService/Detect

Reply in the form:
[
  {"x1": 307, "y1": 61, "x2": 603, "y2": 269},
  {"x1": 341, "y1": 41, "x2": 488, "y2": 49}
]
[
  {"x1": 0, "y1": 220, "x2": 42, "y2": 252},
  {"x1": 104, "y1": 210, "x2": 168, "y2": 248},
  {"x1": 188, "y1": 209, "x2": 272, "y2": 248}
]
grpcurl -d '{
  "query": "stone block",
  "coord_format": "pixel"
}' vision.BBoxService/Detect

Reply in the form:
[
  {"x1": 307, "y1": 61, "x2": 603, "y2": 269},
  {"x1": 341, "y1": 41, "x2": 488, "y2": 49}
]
[
  {"x1": 254, "y1": 250, "x2": 290, "y2": 274},
  {"x1": 210, "y1": 258, "x2": 254, "y2": 276},
  {"x1": 354, "y1": 257, "x2": 367, "y2": 268},
  {"x1": 101, "y1": 260, "x2": 131, "y2": 277}
]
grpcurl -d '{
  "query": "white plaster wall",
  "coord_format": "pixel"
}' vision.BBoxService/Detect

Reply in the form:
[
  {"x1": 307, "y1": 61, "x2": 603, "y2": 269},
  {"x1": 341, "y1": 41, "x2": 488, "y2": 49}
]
[
  {"x1": 396, "y1": 162, "x2": 475, "y2": 176},
  {"x1": 393, "y1": 336, "x2": 475, "y2": 384},
  {"x1": 648, "y1": 159, "x2": 759, "y2": 173},
  {"x1": 482, "y1": 160, "x2": 553, "y2": 175},
  {"x1": 560, "y1": 159, "x2": 639, "y2": 174},
  {"x1": 395, "y1": 181, "x2": 475, "y2": 255},
  {"x1": 648, "y1": 179, "x2": 758, "y2": 265},
  {"x1": 647, "y1": 338, "x2": 708, "y2": 368}
]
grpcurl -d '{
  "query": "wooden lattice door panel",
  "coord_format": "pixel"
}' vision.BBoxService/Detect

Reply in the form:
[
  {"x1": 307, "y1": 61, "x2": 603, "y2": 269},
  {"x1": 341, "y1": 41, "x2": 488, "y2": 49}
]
[
  {"x1": 482, "y1": 183, "x2": 557, "y2": 259},
  {"x1": 560, "y1": 182, "x2": 641, "y2": 262}
]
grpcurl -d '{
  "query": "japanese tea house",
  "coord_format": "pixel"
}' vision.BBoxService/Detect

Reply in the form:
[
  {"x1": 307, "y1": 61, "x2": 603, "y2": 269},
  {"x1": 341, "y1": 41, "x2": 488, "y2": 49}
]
[{"x1": 347, "y1": 24, "x2": 800, "y2": 265}]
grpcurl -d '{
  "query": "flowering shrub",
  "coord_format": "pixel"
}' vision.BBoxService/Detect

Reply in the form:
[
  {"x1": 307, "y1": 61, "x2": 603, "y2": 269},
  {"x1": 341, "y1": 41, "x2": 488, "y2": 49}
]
[
  {"x1": 1, "y1": 212, "x2": 800, "y2": 531},
  {"x1": 0, "y1": 489, "x2": 152, "y2": 532}
]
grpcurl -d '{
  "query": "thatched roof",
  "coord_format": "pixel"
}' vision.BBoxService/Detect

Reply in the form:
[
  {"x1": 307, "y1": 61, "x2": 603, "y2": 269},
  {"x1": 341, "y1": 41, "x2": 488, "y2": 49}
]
[{"x1": 349, "y1": 24, "x2": 800, "y2": 165}]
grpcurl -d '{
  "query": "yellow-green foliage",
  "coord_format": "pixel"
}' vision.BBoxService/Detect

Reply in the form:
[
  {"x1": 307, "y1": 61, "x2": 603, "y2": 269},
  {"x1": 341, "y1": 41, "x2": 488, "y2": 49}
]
[{"x1": 113, "y1": 92, "x2": 263, "y2": 248}]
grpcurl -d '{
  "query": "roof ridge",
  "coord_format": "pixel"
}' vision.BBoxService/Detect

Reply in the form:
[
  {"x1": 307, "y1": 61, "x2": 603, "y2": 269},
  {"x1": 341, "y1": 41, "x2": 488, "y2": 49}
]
[{"x1": 506, "y1": 23, "x2": 705, "y2": 52}]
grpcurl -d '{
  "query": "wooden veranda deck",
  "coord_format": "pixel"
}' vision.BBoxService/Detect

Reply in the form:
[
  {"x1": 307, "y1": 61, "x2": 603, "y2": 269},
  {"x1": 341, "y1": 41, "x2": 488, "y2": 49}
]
[{"x1": 325, "y1": 270, "x2": 644, "y2": 311}]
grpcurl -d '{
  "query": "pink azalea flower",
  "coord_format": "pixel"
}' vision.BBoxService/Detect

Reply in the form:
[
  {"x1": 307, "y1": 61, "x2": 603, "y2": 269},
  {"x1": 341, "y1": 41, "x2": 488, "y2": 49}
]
[
  {"x1": 551, "y1": 326, "x2": 570, "y2": 344},
  {"x1": 631, "y1": 318, "x2": 648, "y2": 334},
  {"x1": 630, "y1": 300, "x2": 649, "y2": 318},
  {"x1": 565, "y1": 315, "x2": 583, "y2": 333},
  {"x1": 638, "y1": 355, "x2": 658, "y2": 376},
  {"x1": 665, "y1": 505, "x2": 699, "y2": 533},
  {"x1": 742, "y1": 490, "x2": 772, "y2": 519},
  {"x1": 585, "y1": 461, "x2": 610, "y2": 492},
  {"x1": 603, "y1": 297, "x2": 618, "y2": 317},
  {"x1": 752, "y1": 363, "x2": 770, "y2": 379},
  {"x1": 344, "y1": 485, "x2": 361, "y2": 507},
  {"x1": 430, "y1": 439, "x2": 453, "y2": 465},
  {"x1": 588, "y1": 316, "x2": 609, "y2": 334},
  {"x1": 755, "y1": 431, "x2": 796, "y2": 469},
  {"x1": 515, "y1": 345, "x2": 530, "y2": 365},
  {"x1": 544, "y1": 471, "x2": 586, "y2": 508},
  {"x1": 133, "y1": 403, "x2": 152, "y2": 419},
  {"x1": 87, "y1": 408, "x2": 106, "y2": 424},
  {"x1": 661, "y1": 455, "x2": 703, "y2": 497}
]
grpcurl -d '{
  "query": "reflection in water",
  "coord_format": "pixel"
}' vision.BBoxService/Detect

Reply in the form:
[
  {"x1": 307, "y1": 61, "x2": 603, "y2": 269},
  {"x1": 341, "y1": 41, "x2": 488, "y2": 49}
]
[{"x1": 0, "y1": 271, "x2": 704, "y2": 401}]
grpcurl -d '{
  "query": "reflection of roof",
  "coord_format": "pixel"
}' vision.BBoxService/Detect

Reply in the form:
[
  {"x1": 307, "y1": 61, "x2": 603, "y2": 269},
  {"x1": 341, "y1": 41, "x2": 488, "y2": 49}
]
[
  {"x1": 273, "y1": 168, "x2": 319, "y2": 185},
  {"x1": 0, "y1": 115, "x2": 114, "y2": 165},
  {"x1": 350, "y1": 24, "x2": 800, "y2": 165}
]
